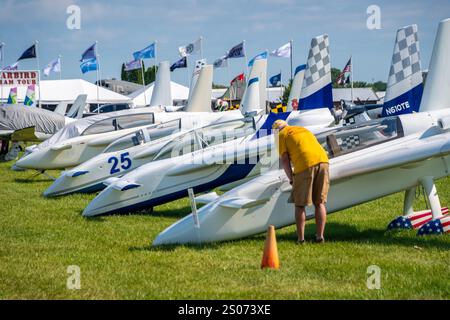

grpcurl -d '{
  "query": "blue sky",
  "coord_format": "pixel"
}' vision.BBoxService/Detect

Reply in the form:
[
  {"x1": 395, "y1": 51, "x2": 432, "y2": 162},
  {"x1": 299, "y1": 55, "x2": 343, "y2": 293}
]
[{"x1": 1, "y1": 0, "x2": 449, "y2": 87}]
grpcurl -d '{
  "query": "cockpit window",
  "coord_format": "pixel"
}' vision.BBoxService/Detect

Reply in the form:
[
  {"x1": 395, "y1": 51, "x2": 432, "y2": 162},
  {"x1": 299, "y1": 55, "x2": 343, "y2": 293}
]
[
  {"x1": 81, "y1": 113, "x2": 155, "y2": 136},
  {"x1": 103, "y1": 119, "x2": 181, "y2": 153},
  {"x1": 316, "y1": 116, "x2": 404, "y2": 158},
  {"x1": 152, "y1": 117, "x2": 256, "y2": 161}
]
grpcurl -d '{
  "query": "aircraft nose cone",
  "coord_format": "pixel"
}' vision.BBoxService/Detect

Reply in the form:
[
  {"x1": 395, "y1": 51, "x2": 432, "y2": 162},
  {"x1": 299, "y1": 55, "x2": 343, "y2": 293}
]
[
  {"x1": 15, "y1": 152, "x2": 38, "y2": 169},
  {"x1": 43, "y1": 175, "x2": 66, "y2": 197},
  {"x1": 152, "y1": 215, "x2": 198, "y2": 246}
]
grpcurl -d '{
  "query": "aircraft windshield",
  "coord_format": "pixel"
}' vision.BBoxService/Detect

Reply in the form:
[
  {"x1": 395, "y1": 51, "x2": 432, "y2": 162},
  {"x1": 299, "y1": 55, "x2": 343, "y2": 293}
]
[
  {"x1": 103, "y1": 119, "x2": 182, "y2": 153},
  {"x1": 316, "y1": 117, "x2": 404, "y2": 158},
  {"x1": 81, "y1": 113, "x2": 155, "y2": 136},
  {"x1": 152, "y1": 117, "x2": 256, "y2": 161}
]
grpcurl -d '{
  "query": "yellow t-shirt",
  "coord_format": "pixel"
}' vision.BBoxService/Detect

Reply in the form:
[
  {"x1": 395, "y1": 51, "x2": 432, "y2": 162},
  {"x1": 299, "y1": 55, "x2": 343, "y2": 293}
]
[{"x1": 277, "y1": 126, "x2": 329, "y2": 174}]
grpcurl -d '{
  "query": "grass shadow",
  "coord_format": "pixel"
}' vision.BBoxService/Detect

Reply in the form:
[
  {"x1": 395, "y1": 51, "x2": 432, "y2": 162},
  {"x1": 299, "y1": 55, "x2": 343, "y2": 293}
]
[
  {"x1": 14, "y1": 178, "x2": 54, "y2": 184},
  {"x1": 129, "y1": 241, "x2": 223, "y2": 253},
  {"x1": 152, "y1": 205, "x2": 192, "y2": 219},
  {"x1": 271, "y1": 222, "x2": 450, "y2": 250}
]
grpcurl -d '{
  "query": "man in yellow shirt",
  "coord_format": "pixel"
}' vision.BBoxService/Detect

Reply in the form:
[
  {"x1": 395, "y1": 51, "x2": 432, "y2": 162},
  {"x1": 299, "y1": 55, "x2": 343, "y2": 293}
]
[{"x1": 273, "y1": 120, "x2": 330, "y2": 244}]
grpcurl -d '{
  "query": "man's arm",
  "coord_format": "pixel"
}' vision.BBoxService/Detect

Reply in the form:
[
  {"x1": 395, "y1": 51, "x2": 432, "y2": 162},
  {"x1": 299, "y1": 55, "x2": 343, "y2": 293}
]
[{"x1": 280, "y1": 152, "x2": 293, "y2": 184}]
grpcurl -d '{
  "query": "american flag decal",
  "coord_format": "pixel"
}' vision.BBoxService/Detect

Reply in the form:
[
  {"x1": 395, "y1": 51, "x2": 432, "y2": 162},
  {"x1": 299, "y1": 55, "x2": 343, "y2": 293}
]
[
  {"x1": 388, "y1": 207, "x2": 449, "y2": 231},
  {"x1": 418, "y1": 214, "x2": 450, "y2": 236}
]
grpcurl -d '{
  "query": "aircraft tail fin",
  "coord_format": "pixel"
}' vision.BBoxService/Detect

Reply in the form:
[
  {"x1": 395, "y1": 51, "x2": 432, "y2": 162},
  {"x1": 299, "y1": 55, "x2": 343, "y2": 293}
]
[
  {"x1": 150, "y1": 61, "x2": 172, "y2": 107},
  {"x1": 287, "y1": 64, "x2": 306, "y2": 111},
  {"x1": 382, "y1": 24, "x2": 423, "y2": 117},
  {"x1": 66, "y1": 94, "x2": 87, "y2": 119},
  {"x1": 24, "y1": 85, "x2": 36, "y2": 106},
  {"x1": 53, "y1": 101, "x2": 68, "y2": 116},
  {"x1": 188, "y1": 59, "x2": 207, "y2": 103},
  {"x1": 298, "y1": 35, "x2": 333, "y2": 111},
  {"x1": 240, "y1": 77, "x2": 260, "y2": 114},
  {"x1": 420, "y1": 18, "x2": 450, "y2": 112},
  {"x1": 243, "y1": 58, "x2": 267, "y2": 113},
  {"x1": 185, "y1": 64, "x2": 213, "y2": 112}
]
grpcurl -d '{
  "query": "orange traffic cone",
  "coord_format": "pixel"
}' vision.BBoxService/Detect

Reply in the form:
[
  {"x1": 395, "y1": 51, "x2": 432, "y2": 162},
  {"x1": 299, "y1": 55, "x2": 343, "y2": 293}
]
[{"x1": 261, "y1": 225, "x2": 280, "y2": 269}]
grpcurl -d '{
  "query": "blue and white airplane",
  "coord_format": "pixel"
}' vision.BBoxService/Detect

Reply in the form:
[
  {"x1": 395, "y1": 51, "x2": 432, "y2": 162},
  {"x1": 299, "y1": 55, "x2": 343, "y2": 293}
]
[
  {"x1": 153, "y1": 19, "x2": 450, "y2": 245},
  {"x1": 81, "y1": 34, "x2": 337, "y2": 217}
]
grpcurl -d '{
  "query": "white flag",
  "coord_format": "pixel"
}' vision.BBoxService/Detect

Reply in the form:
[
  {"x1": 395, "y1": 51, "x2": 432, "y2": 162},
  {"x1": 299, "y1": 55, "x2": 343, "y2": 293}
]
[
  {"x1": 270, "y1": 42, "x2": 291, "y2": 58},
  {"x1": 179, "y1": 38, "x2": 201, "y2": 57},
  {"x1": 43, "y1": 57, "x2": 61, "y2": 77}
]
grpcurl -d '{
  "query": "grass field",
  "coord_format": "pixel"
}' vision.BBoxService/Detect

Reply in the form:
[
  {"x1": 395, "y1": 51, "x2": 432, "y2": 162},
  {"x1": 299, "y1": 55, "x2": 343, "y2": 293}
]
[{"x1": 0, "y1": 158, "x2": 449, "y2": 300}]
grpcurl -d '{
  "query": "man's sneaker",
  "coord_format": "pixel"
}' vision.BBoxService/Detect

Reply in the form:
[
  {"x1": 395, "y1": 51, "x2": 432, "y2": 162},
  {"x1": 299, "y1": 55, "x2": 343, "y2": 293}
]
[
  {"x1": 314, "y1": 238, "x2": 325, "y2": 244},
  {"x1": 297, "y1": 239, "x2": 306, "y2": 245}
]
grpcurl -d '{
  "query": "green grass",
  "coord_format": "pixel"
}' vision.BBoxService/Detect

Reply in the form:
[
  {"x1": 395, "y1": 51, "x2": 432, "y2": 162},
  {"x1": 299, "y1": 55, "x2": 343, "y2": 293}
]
[{"x1": 0, "y1": 159, "x2": 449, "y2": 300}]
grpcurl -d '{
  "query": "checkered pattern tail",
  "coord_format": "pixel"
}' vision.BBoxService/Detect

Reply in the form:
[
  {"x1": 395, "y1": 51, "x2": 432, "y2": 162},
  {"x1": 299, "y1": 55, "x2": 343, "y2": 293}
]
[
  {"x1": 388, "y1": 207, "x2": 449, "y2": 231},
  {"x1": 382, "y1": 24, "x2": 423, "y2": 117},
  {"x1": 298, "y1": 35, "x2": 333, "y2": 110}
]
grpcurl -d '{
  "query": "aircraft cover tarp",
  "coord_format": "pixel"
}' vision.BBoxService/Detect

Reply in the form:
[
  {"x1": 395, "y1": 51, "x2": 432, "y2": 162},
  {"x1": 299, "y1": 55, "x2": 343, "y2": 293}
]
[{"x1": 0, "y1": 105, "x2": 66, "y2": 134}]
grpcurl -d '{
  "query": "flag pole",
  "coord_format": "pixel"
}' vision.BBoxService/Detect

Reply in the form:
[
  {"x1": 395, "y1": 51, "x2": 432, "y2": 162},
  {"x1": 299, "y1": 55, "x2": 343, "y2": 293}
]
[
  {"x1": 140, "y1": 59, "x2": 147, "y2": 105},
  {"x1": 226, "y1": 56, "x2": 232, "y2": 104},
  {"x1": 280, "y1": 70, "x2": 283, "y2": 104},
  {"x1": 350, "y1": 56, "x2": 354, "y2": 103},
  {"x1": 154, "y1": 41, "x2": 157, "y2": 84},
  {"x1": 243, "y1": 40, "x2": 249, "y2": 76},
  {"x1": 95, "y1": 41, "x2": 100, "y2": 112},
  {"x1": 0, "y1": 42, "x2": 4, "y2": 105},
  {"x1": 59, "y1": 54, "x2": 62, "y2": 80},
  {"x1": 290, "y1": 39, "x2": 293, "y2": 81},
  {"x1": 200, "y1": 36, "x2": 204, "y2": 59},
  {"x1": 35, "y1": 40, "x2": 42, "y2": 108}
]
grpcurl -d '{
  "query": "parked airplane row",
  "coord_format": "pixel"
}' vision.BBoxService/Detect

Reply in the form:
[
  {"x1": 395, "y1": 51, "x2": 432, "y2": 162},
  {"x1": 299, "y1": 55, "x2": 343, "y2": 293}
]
[{"x1": 5, "y1": 18, "x2": 450, "y2": 246}]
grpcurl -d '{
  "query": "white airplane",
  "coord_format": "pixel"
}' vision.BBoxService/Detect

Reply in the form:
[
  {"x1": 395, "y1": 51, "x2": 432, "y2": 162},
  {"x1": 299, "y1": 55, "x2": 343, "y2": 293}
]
[
  {"x1": 81, "y1": 34, "x2": 337, "y2": 217},
  {"x1": 44, "y1": 116, "x2": 256, "y2": 196},
  {"x1": 153, "y1": 18, "x2": 450, "y2": 245},
  {"x1": 43, "y1": 49, "x2": 332, "y2": 197},
  {"x1": 0, "y1": 94, "x2": 86, "y2": 142},
  {"x1": 15, "y1": 63, "x2": 246, "y2": 171}
]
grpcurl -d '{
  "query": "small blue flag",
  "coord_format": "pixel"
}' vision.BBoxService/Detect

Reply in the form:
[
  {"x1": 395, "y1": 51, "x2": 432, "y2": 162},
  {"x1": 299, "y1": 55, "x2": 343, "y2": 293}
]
[
  {"x1": 17, "y1": 44, "x2": 36, "y2": 61},
  {"x1": 81, "y1": 43, "x2": 97, "y2": 62},
  {"x1": 248, "y1": 51, "x2": 267, "y2": 67},
  {"x1": 269, "y1": 73, "x2": 281, "y2": 86},
  {"x1": 133, "y1": 43, "x2": 156, "y2": 60},
  {"x1": 80, "y1": 57, "x2": 98, "y2": 74},
  {"x1": 227, "y1": 42, "x2": 245, "y2": 59},
  {"x1": 170, "y1": 56, "x2": 187, "y2": 72}
]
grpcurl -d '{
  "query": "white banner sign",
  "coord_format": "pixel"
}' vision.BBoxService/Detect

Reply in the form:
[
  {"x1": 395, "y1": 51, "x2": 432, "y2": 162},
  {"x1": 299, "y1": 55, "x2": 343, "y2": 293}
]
[{"x1": 0, "y1": 70, "x2": 39, "y2": 86}]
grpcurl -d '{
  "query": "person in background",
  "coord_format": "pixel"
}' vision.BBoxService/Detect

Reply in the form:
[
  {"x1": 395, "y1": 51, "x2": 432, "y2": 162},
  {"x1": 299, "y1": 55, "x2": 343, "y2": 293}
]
[{"x1": 273, "y1": 120, "x2": 330, "y2": 244}]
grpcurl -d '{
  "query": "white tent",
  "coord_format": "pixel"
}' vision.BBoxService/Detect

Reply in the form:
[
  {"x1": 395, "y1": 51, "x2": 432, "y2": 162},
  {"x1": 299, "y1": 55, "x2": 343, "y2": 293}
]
[
  {"x1": 129, "y1": 81, "x2": 189, "y2": 107},
  {"x1": 0, "y1": 79, "x2": 131, "y2": 106}
]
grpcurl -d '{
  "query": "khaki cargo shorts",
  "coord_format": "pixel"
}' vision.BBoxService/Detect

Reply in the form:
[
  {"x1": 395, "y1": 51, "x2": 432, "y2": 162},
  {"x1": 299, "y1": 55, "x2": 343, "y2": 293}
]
[{"x1": 289, "y1": 163, "x2": 330, "y2": 207}]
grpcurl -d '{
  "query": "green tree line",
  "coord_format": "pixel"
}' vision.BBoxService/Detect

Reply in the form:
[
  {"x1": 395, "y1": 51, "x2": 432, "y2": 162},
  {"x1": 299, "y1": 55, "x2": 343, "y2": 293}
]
[{"x1": 121, "y1": 61, "x2": 158, "y2": 85}]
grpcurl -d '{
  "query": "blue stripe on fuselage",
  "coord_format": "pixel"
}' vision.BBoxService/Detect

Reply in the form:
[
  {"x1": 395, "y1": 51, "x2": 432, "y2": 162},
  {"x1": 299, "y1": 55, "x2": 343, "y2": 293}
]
[
  {"x1": 97, "y1": 161, "x2": 258, "y2": 215},
  {"x1": 252, "y1": 111, "x2": 291, "y2": 140}
]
